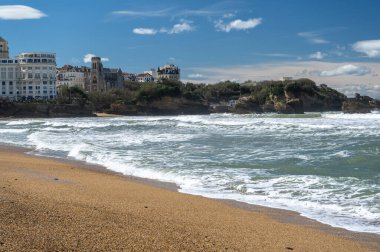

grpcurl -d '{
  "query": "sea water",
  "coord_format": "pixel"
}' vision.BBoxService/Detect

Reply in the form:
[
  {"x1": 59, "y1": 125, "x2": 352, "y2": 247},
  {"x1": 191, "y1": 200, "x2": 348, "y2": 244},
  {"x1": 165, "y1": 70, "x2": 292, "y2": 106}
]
[{"x1": 0, "y1": 112, "x2": 379, "y2": 234}]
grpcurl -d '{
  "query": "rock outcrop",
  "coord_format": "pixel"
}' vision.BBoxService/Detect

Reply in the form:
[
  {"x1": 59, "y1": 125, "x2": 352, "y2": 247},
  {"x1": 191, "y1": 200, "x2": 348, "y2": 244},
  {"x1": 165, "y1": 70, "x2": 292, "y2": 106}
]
[
  {"x1": 230, "y1": 79, "x2": 346, "y2": 114},
  {"x1": 232, "y1": 96, "x2": 262, "y2": 114},
  {"x1": 342, "y1": 93, "x2": 379, "y2": 113},
  {"x1": 107, "y1": 96, "x2": 210, "y2": 115}
]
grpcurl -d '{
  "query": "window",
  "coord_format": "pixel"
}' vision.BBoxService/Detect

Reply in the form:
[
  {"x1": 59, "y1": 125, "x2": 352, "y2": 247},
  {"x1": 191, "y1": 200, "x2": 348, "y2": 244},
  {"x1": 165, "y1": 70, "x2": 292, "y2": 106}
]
[
  {"x1": 28, "y1": 86, "x2": 33, "y2": 90},
  {"x1": 9, "y1": 81, "x2": 13, "y2": 85},
  {"x1": 2, "y1": 81, "x2": 5, "y2": 85},
  {"x1": 28, "y1": 73, "x2": 33, "y2": 79}
]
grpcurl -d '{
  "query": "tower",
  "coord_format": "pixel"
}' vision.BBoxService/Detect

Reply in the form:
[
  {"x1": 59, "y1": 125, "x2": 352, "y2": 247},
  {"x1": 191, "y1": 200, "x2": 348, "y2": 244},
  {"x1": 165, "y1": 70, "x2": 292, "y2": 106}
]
[
  {"x1": 89, "y1": 57, "x2": 106, "y2": 92},
  {"x1": 0, "y1": 37, "x2": 9, "y2": 59}
]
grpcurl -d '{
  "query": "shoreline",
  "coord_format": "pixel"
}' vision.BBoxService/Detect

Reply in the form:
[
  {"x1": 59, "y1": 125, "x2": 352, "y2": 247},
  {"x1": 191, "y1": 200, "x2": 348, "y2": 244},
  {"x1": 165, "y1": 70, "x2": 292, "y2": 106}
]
[{"x1": 0, "y1": 144, "x2": 379, "y2": 251}]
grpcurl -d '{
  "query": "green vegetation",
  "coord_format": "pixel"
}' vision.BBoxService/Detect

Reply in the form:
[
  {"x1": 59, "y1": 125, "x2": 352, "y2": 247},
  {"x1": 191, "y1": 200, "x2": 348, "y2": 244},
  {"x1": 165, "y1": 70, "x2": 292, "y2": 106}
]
[{"x1": 53, "y1": 78, "x2": 349, "y2": 114}]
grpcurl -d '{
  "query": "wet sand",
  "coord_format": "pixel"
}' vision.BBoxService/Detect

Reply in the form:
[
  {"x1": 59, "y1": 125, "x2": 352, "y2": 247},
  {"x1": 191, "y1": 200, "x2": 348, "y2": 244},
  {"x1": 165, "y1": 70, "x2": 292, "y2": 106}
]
[{"x1": 0, "y1": 147, "x2": 379, "y2": 251}]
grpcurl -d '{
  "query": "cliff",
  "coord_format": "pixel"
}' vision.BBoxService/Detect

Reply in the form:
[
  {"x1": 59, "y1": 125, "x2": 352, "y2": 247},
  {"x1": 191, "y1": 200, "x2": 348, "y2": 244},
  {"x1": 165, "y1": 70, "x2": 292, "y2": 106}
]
[
  {"x1": 106, "y1": 96, "x2": 210, "y2": 115},
  {"x1": 232, "y1": 79, "x2": 347, "y2": 114},
  {"x1": 342, "y1": 94, "x2": 380, "y2": 113}
]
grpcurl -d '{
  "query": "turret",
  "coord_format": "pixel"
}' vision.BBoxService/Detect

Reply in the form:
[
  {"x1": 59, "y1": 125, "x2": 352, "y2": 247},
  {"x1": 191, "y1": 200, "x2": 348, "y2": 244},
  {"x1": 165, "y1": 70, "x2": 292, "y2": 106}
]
[{"x1": 0, "y1": 37, "x2": 9, "y2": 59}]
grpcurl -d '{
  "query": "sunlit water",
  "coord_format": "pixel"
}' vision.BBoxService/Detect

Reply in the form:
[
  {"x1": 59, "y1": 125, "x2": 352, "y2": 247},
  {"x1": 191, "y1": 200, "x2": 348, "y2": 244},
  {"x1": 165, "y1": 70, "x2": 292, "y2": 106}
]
[{"x1": 0, "y1": 112, "x2": 379, "y2": 234}]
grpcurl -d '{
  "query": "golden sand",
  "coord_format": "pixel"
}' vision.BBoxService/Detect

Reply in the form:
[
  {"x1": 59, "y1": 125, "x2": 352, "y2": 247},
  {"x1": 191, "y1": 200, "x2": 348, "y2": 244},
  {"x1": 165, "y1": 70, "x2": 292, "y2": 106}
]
[{"x1": 0, "y1": 148, "x2": 378, "y2": 251}]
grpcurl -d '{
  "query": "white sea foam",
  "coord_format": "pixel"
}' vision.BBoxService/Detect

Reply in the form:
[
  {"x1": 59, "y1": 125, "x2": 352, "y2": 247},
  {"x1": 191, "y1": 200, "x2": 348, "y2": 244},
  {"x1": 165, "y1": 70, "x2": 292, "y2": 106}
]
[{"x1": 0, "y1": 128, "x2": 29, "y2": 133}]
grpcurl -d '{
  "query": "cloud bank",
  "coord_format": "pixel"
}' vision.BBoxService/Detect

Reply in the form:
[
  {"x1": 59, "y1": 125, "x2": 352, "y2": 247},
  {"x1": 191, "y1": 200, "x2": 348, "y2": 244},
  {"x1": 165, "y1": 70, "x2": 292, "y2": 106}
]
[
  {"x1": 187, "y1": 61, "x2": 380, "y2": 98},
  {"x1": 309, "y1": 51, "x2": 327, "y2": 60},
  {"x1": 319, "y1": 64, "x2": 371, "y2": 77},
  {"x1": 0, "y1": 5, "x2": 46, "y2": 20}
]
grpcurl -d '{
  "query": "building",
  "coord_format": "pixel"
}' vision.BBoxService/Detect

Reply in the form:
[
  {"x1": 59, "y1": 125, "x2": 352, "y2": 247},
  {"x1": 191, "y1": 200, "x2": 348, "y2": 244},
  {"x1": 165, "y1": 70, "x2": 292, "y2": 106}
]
[
  {"x1": 123, "y1": 72, "x2": 136, "y2": 82},
  {"x1": 56, "y1": 57, "x2": 123, "y2": 93},
  {"x1": 135, "y1": 73, "x2": 154, "y2": 83},
  {"x1": 86, "y1": 57, "x2": 123, "y2": 92},
  {"x1": 0, "y1": 37, "x2": 57, "y2": 100},
  {"x1": 157, "y1": 64, "x2": 180, "y2": 81},
  {"x1": 56, "y1": 65, "x2": 89, "y2": 90}
]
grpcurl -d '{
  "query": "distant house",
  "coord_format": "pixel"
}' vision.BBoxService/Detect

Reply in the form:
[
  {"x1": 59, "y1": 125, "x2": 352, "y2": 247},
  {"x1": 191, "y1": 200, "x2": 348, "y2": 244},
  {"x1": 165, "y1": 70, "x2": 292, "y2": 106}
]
[
  {"x1": 135, "y1": 73, "x2": 154, "y2": 83},
  {"x1": 56, "y1": 65, "x2": 89, "y2": 90},
  {"x1": 157, "y1": 64, "x2": 180, "y2": 81}
]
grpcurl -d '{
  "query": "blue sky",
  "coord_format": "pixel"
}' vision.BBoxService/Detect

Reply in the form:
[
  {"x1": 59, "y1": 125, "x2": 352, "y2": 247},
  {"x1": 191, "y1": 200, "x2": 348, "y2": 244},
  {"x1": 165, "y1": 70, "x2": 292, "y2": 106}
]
[{"x1": 1, "y1": 0, "x2": 380, "y2": 97}]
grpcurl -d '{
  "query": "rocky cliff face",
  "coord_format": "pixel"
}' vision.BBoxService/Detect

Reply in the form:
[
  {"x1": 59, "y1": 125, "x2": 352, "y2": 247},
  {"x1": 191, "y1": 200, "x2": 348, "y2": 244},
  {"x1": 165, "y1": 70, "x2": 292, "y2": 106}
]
[
  {"x1": 231, "y1": 79, "x2": 347, "y2": 114},
  {"x1": 107, "y1": 96, "x2": 210, "y2": 115},
  {"x1": 342, "y1": 94, "x2": 380, "y2": 113}
]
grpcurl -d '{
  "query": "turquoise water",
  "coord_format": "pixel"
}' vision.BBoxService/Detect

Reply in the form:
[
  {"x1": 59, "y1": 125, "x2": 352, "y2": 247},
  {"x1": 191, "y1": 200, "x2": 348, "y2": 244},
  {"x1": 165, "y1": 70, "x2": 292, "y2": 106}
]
[{"x1": 0, "y1": 112, "x2": 379, "y2": 233}]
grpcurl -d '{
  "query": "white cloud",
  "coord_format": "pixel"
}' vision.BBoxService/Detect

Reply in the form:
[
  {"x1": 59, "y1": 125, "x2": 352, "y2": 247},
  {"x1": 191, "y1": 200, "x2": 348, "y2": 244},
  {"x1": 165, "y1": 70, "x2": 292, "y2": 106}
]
[
  {"x1": 112, "y1": 9, "x2": 171, "y2": 17},
  {"x1": 309, "y1": 51, "x2": 327, "y2": 60},
  {"x1": 83, "y1": 54, "x2": 109, "y2": 63},
  {"x1": 223, "y1": 13, "x2": 236, "y2": 19},
  {"x1": 215, "y1": 18, "x2": 262, "y2": 32},
  {"x1": 178, "y1": 10, "x2": 223, "y2": 17},
  {"x1": 352, "y1": 39, "x2": 380, "y2": 58},
  {"x1": 134, "y1": 22, "x2": 194, "y2": 35},
  {"x1": 0, "y1": 5, "x2": 46, "y2": 20},
  {"x1": 188, "y1": 73, "x2": 204, "y2": 78},
  {"x1": 319, "y1": 64, "x2": 371, "y2": 77},
  {"x1": 168, "y1": 22, "x2": 193, "y2": 34},
  {"x1": 298, "y1": 32, "x2": 329, "y2": 44},
  {"x1": 133, "y1": 28, "x2": 157, "y2": 35}
]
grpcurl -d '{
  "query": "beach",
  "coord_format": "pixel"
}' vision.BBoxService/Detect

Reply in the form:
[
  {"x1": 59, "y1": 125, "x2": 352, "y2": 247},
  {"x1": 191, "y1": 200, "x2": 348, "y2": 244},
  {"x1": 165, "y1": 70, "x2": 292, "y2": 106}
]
[{"x1": 0, "y1": 147, "x2": 378, "y2": 251}]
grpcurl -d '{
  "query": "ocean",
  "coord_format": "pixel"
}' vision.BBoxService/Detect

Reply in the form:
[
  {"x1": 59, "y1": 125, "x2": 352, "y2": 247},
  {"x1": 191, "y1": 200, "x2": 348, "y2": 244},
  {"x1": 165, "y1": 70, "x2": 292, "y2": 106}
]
[{"x1": 0, "y1": 112, "x2": 379, "y2": 234}]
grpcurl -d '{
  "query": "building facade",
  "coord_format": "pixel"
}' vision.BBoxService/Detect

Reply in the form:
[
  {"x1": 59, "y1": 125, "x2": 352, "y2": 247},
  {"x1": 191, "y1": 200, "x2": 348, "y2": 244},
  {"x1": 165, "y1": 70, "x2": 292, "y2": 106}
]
[
  {"x1": 0, "y1": 37, "x2": 57, "y2": 100},
  {"x1": 17, "y1": 53, "x2": 57, "y2": 100},
  {"x1": 56, "y1": 65, "x2": 89, "y2": 90},
  {"x1": 57, "y1": 57, "x2": 123, "y2": 93},
  {"x1": 157, "y1": 64, "x2": 180, "y2": 81},
  {"x1": 135, "y1": 73, "x2": 154, "y2": 83}
]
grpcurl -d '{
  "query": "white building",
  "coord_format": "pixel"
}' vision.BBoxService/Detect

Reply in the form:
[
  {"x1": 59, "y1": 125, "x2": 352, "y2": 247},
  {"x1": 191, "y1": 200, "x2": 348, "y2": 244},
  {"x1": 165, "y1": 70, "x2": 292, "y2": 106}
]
[
  {"x1": 17, "y1": 53, "x2": 57, "y2": 100},
  {"x1": 0, "y1": 59, "x2": 18, "y2": 100},
  {"x1": 56, "y1": 65, "x2": 88, "y2": 90},
  {"x1": 0, "y1": 37, "x2": 57, "y2": 100},
  {"x1": 136, "y1": 73, "x2": 154, "y2": 83}
]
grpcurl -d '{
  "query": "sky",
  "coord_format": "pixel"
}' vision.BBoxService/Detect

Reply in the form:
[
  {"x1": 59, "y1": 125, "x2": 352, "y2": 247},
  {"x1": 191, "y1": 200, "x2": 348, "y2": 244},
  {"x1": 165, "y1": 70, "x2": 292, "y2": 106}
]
[{"x1": 1, "y1": 0, "x2": 380, "y2": 97}]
